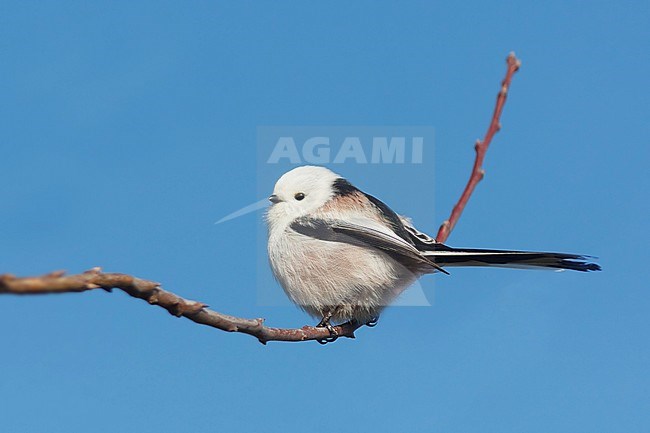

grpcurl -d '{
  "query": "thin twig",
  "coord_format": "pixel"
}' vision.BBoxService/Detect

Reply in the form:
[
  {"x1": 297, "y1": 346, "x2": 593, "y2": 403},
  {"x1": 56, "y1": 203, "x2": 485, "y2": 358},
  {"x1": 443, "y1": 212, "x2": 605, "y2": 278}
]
[
  {"x1": 0, "y1": 268, "x2": 363, "y2": 344},
  {"x1": 436, "y1": 52, "x2": 521, "y2": 243}
]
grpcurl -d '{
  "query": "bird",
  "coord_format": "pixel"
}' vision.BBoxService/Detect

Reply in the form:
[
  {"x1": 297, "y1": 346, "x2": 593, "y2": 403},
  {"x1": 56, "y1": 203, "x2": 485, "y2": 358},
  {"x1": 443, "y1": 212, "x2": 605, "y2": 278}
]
[{"x1": 266, "y1": 165, "x2": 600, "y2": 341}]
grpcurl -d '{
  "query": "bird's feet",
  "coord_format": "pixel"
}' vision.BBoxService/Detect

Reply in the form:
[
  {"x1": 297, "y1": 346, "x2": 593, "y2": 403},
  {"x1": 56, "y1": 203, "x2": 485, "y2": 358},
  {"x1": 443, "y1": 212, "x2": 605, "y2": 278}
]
[
  {"x1": 316, "y1": 311, "x2": 338, "y2": 344},
  {"x1": 315, "y1": 312, "x2": 379, "y2": 344}
]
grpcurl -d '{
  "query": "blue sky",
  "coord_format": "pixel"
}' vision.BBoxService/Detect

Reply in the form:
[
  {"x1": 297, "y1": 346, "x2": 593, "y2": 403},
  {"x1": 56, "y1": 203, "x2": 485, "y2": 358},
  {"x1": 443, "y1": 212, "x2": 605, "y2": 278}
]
[{"x1": 1, "y1": 1, "x2": 648, "y2": 432}]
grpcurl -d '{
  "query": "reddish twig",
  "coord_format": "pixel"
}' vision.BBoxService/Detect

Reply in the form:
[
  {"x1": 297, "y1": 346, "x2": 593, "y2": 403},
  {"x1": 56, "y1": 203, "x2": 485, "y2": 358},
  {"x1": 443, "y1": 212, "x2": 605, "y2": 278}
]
[
  {"x1": 0, "y1": 268, "x2": 363, "y2": 344},
  {"x1": 0, "y1": 54, "x2": 520, "y2": 344},
  {"x1": 436, "y1": 52, "x2": 521, "y2": 243}
]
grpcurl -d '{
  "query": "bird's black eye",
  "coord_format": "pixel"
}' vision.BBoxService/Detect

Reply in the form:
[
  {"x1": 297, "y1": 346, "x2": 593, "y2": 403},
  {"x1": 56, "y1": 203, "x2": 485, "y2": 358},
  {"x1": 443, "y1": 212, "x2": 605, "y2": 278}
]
[{"x1": 294, "y1": 192, "x2": 305, "y2": 201}]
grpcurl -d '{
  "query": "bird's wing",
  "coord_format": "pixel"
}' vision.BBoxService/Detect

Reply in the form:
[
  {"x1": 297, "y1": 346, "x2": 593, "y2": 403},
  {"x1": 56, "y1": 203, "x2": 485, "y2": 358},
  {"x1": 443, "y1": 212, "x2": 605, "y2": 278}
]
[
  {"x1": 290, "y1": 216, "x2": 448, "y2": 274},
  {"x1": 399, "y1": 216, "x2": 438, "y2": 247}
]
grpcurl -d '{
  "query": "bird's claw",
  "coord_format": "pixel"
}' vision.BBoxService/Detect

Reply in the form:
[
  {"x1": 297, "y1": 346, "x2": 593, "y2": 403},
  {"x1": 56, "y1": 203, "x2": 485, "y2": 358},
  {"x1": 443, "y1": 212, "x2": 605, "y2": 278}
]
[
  {"x1": 365, "y1": 317, "x2": 379, "y2": 327},
  {"x1": 316, "y1": 314, "x2": 339, "y2": 344},
  {"x1": 316, "y1": 326, "x2": 339, "y2": 344}
]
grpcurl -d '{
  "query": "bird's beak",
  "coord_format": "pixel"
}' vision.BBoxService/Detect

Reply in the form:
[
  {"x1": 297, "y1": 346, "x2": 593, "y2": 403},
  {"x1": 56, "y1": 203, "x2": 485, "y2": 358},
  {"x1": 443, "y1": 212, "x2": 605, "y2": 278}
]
[{"x1": 268, "y1": 194, "x2": 281, "y2": 204}]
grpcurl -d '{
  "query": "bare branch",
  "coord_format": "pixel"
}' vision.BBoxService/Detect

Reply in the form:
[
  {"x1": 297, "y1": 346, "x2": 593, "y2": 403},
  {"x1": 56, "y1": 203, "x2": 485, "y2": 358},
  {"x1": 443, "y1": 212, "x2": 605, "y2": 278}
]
[
  {"x1": 0, "y1": 268, "x2": 363, "y2": 344},
  {"x1": 1, "y1": 54, "x2": 520, "y2": 344},
  {"x1": 436, "y1": 52, "x2": 521, "y2": 243}
]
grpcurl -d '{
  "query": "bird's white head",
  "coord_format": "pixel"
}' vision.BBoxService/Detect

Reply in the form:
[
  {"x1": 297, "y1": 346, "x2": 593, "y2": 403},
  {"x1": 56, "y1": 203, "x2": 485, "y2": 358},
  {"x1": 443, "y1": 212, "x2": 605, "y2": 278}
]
[{"x1": 266, "y1": 166, "x2": 341, "y2": 228}]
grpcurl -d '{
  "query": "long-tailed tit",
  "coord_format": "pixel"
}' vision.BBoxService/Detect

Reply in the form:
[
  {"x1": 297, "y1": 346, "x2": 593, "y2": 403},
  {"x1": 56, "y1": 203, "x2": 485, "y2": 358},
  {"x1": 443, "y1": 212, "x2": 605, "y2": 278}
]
[{"x1": 266, "y1": 166, "x2": 599, "y2": 339}]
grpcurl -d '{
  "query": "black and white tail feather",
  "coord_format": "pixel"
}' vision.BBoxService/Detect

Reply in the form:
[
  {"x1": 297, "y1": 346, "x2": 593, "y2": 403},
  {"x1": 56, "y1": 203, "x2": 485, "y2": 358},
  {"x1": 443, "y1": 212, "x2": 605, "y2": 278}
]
[
  {"x1": 402, "y1": 223, "x2": 600, "y2": 272},
  {"x1": 422, "y1": 246, "x2": 600, "y2": 272}
]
